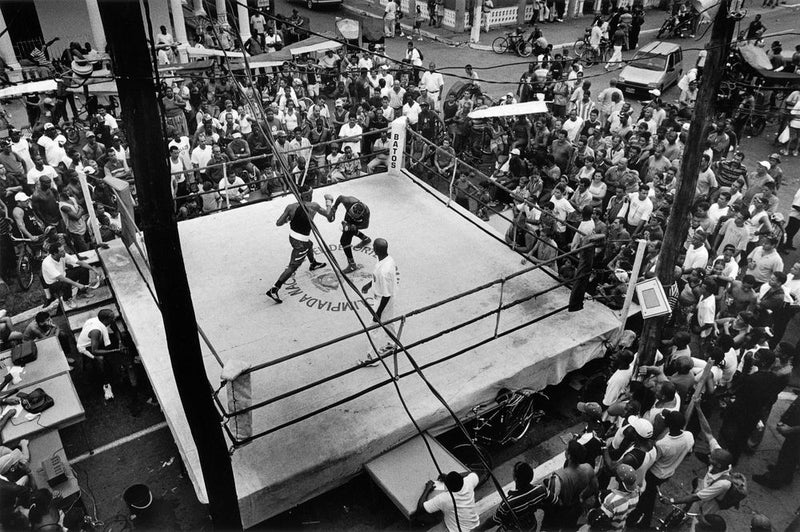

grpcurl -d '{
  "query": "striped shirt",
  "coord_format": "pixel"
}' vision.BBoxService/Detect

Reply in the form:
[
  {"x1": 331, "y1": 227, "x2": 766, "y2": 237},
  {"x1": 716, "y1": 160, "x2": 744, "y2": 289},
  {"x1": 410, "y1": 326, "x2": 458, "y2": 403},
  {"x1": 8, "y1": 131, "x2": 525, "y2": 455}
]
[
  {"x1": 601, "y1": 488, "x2": 640, "y2": 530},
  {"x1": 492, "y1": 483, "x2": 555, "y2": 531}
]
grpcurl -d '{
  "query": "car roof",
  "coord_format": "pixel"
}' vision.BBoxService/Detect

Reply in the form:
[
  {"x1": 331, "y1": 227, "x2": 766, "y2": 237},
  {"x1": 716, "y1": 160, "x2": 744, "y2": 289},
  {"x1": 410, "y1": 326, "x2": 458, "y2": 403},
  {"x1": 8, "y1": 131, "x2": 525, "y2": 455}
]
[{"x1": 636, "y1": 40, "x2": 682, "y2": 56}]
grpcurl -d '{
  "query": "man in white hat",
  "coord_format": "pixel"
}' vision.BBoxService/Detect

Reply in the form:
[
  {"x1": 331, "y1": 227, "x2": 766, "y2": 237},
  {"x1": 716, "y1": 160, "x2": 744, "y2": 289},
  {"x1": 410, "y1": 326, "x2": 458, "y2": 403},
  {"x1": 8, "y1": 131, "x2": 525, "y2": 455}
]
[{"x1": 743, "y1": 160, "x2": 774, "y2": 206}]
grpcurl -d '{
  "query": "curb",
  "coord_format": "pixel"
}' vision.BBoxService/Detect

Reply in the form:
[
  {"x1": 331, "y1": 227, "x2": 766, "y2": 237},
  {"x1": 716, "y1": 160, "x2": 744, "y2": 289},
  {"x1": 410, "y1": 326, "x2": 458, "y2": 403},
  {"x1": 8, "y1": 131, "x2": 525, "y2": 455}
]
[{"x1": 340, "y1": 3, "x2": 661, "y2": 53}]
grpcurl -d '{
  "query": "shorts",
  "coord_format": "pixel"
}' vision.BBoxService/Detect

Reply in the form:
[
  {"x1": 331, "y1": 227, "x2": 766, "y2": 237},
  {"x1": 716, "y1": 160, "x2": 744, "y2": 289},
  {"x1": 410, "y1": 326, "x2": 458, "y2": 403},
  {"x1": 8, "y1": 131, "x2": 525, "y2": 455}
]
[{"x1": 289, "y1": 236, "x2": 313, "y2": 266}]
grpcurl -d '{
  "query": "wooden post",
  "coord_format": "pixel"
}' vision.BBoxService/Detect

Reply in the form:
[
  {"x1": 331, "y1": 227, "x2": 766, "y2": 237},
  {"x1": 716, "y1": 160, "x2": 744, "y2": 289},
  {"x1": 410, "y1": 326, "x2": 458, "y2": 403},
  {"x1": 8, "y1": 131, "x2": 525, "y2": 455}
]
[
  {"x1": 617, "y1": 239, "x2": 646, "y2": 340},
  {"x1": 77, "y1": 171, "x2": 102, "y2": 247},
  {"x1": 97, "y1": 1, "x2": 242, "y2": 529},
  {"x1": 638, "y1": 1, "x2": 736, "y2": 366}
]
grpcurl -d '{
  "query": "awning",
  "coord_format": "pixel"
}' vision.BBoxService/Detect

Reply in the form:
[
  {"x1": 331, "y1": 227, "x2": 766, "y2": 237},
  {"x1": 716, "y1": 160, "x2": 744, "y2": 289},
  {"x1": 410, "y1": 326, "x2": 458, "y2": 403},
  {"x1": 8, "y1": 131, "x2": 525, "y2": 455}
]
[
  {"x1": 739, "y1": 43, "x2": 773, "y2": 71},
  {"x1": 468, "y1": 100, "x2": 549, "y2": 119},
  {"x1": 67, "y1": 80, "x2": 119, "y2": 95},
  {"x1": 183, "y1": 46, "x2": 245, "y2": 59},
  {"x1": 285, "y1": 33, "x2": 342, "y2": 56},
  {"x1": 0, "y1": 80, "x2": 58, "y2": 98}
]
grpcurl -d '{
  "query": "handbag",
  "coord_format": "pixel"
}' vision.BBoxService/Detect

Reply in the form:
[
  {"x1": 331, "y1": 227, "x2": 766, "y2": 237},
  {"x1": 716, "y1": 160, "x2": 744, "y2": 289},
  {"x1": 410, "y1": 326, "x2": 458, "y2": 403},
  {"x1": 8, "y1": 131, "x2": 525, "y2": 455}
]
[
  {"x1": 778, "y1": 126, "x2": 790, "y2": 145},
  {"x1": 17, "y1": 388, "x2": 55, "y2": 414}
]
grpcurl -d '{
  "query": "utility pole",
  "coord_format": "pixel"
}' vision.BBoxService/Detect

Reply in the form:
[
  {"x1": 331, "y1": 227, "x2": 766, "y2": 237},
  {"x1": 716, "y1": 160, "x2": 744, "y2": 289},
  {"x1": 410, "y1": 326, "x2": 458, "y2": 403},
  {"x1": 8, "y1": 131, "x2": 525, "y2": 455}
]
[
  {"x1": 637, "y1": 0, "x2": 737, "y2": 365},
  {"x1": 97, "y1": 1, "x2": 242, "y2": 529}
]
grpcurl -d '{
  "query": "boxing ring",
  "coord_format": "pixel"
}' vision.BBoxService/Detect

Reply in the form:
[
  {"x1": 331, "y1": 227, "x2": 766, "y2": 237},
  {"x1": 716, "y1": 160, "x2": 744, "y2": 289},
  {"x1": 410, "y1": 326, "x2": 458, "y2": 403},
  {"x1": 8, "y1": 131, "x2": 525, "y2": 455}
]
[{"x1": 101, "y1": 167, "x2": 622, "y2": 527}]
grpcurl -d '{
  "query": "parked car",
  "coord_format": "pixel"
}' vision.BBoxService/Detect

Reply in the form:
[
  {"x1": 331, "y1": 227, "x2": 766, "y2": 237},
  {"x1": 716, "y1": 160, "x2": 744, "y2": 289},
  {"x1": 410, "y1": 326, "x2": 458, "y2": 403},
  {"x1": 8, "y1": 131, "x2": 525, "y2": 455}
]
[{"x1": 617, "y1": 41, "x2": 683, "y2": 98}]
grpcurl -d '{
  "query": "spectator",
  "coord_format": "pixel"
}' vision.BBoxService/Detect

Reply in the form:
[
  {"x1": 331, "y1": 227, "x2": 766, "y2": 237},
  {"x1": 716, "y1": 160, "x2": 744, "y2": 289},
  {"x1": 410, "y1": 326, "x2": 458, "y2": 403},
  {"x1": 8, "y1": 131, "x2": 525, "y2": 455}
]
[{"x1": 415, "y1": 471, "x2": 480, "y2": 532}]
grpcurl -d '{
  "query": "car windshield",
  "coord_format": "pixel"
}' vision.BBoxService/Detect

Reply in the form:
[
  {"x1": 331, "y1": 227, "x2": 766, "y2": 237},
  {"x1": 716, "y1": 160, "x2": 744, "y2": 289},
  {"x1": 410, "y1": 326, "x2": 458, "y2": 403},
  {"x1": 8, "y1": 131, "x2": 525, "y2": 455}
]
[{"x1": 630, "y1": 54, "x2": 667, "y2": 71}]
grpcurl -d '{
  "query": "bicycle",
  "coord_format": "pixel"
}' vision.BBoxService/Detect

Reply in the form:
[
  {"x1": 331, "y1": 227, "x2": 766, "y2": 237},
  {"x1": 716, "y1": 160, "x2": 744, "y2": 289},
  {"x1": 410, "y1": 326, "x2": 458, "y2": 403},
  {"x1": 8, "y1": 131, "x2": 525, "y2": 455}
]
[
  {"x1": 492, "y1": 32, "x2": 529, "y2": 57},
  {"x1": 451, "y1": 388, "x2": 548, "y2": 486},
  {"x1": 2, "y1": 218, "x2": 59, "y2": 290},
  {"x1": 580, "y1": 39, "x2": 611, "y2": 67},
  {"x1": 655, "y1": 488, "x2": 701, "y2": 531}
]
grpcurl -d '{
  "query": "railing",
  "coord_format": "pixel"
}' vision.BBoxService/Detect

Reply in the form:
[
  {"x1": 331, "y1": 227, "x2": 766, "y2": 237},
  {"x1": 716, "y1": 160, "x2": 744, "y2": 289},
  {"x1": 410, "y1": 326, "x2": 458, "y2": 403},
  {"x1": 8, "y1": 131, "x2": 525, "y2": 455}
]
[{"x1": 217, "y1": 239, "x2": 593, "y2": 446}]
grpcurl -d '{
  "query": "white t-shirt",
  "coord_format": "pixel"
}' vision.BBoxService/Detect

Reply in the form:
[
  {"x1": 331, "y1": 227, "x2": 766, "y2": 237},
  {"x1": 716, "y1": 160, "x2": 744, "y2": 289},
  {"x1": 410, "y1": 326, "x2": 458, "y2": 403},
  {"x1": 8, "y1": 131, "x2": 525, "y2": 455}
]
[
  {"x1": 384, "y1": 1, "x2": 397, "y2": 18},
  {"x1": 372, "y1": 256, "x2": 399, "y2": 298},
  {"x1": 422, "y1": 473, "x2": 480, "y2": 532},
  {"x1": 76, "y1": 316, "x2": 111, "y2": 355},
  {"x1": 420, "y1": 71, "x2": 445, "y2": 95},
  {"x1": 103, "y1": 113, "x2": 119, "y2": 131},
  {"x1": 26, "y1": 165, "x2": 58, "y2": 186},
  {"x1": 683, "y1": 246, "x2": 709, "y2": 270},
  {"x1": 650, "y1": 431, "x2": 694, "y2": 479},
  {"x1": 41, "y1": 253, "x2": 79, "y2": 285},
  {"x1": 11, "y1": 138, "x2": 34, "y2": 171},
  {"x1": 563, "y1": 117, "x2": 584, "y2": 142},
  {"x1": 191, "y1": 145, "x2": 213, "y2": 171},
  {"x1": 549, "y1": 196, "x2": 575, "y2": 233},
  {"x1": 696, "y1": 295, "x2": 716, "y2": 337},
  {"x1": 37, "y1": 135, "x2": 61, "y2": 167},
  {"x1": 713, "y1": 255, "x2": 739, "y2": 279},
  {"x1": 338, "y1": 123, "x2": 363, "y2": 155},
  {"x1": 603, "y1": 366, "x2": 633, "y2": 407},
  {"x1": 168, "y1": 136, "x2": 192, "y2": 167},
  {"x1": 622, "y1": 194, "x2": 653, "y2": 226},
  {"x1": 250, "y1": 14, "x2": 266, "y2": 33}
]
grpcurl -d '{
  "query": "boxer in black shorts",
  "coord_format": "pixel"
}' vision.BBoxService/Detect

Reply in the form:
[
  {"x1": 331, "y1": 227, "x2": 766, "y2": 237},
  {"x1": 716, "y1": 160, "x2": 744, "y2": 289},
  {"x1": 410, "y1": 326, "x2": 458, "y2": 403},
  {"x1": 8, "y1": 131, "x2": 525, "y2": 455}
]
[
  {"x1": 327, "y1": 195, "x2": 372, "y2": 274},
  {"x1": 266, "y1": 185, "x2": 332, "y2": 303}
]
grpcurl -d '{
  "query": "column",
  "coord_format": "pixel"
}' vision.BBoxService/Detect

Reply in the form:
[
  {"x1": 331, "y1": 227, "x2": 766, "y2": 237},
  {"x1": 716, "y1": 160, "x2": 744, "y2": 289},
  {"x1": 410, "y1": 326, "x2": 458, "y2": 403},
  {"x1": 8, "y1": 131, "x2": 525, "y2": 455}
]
[
  {"x1": 216, "y1": 0, "x2": 228, "y2": 26},
  {"x1": 85, "y1": 0, "x2": 107, "y2": 51},
  {"x1": 237, "y1": 0, "x2": 251, "y2": 42},
  {"x1": 193, "y1": 0, "x2": 206, "y2": 16},
  {"x1": 170, "y1": 0, "x2": 189, "y2": 61},
  {"x1": 454, "y1": 0, "x2": 466, "y2": 31},
  {"x1": 0, "y1": 8, "x2": 19, "y2": 70},
  {"x1": 517, "y1": 0, "x2": 527, "y2": 24}
]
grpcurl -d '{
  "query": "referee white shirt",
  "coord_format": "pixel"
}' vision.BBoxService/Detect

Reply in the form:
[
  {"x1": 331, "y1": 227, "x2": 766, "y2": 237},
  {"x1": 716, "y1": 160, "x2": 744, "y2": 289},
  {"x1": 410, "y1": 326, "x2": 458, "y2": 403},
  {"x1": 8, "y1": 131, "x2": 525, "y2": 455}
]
[{"x1": 372, "y1": 254, "x2": 399, "y2": 341}]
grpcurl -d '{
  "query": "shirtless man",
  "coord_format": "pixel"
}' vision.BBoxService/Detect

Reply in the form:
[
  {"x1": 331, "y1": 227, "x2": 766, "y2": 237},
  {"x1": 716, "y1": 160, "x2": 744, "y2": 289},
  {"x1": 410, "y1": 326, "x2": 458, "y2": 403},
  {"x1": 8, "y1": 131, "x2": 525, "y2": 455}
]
[
  {"x1": 266, "y1": 185, "x2": 331, "y2": 303},
  {"x1": 327, "y1": 195, "x2": 372, "y2": 274}
]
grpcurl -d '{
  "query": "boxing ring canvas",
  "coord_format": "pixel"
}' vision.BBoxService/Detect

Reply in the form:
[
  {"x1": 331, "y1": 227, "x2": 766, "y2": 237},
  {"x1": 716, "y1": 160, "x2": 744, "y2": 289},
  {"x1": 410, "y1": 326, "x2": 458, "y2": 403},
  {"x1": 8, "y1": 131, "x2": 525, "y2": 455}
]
[{"x1": 101, "y1": 170, "x2": 622, "y2": 528}]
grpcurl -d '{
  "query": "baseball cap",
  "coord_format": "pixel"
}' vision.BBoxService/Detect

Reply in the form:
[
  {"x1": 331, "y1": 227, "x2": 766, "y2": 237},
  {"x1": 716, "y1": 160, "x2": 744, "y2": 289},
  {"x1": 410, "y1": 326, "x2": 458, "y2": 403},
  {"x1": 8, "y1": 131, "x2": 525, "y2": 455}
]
[
  {"x1": 85, "y1": 131, "x2": 95, "y2": 138},
  {"x1": 758, "y1": 160, "x2": 771, "y2": 170},
  {"x1": 648, "y1": 88, "x2": 661, "y2": 97},
  {"x1": 43, "y1": 123, "x2": 55, "y2": 130},
  {"x1": 627, "y1": 416, "x2": 654, "y2": 438},
  {"x1": 14, "y1": 192, "x2": 30, "y2": 202},
  {"x1": 510, "y1": 148, "x2": 521, "y2": 156},
  {"x1": 768, "y1": 152, "x2": 781, "y2": 163},
  {"x1": 616, "y1": 464, "x2": 637, "y2": 491},
  {"x1": 577, "y1": 402, "x2": 602, "y2": 420}
]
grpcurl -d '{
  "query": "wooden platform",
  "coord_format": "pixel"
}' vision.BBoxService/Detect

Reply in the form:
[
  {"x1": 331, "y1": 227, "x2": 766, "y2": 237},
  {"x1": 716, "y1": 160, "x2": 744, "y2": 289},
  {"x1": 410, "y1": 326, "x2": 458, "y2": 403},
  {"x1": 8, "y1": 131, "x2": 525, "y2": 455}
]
[
  {"x1": 102, "y1": 171, "x2": 621, "y2": 527},
  {"x1": 365, "y1": 433, "x2": 467, "y2": 518}
]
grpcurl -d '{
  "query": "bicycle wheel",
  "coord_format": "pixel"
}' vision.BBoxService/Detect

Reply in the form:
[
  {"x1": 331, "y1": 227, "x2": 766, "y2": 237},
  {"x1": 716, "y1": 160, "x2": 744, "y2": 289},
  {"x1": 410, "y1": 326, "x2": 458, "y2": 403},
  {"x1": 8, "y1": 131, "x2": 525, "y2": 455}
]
[
  {"x1": 492, "y1": 36, "x2": 509, "y2": 54},
  {"x1": 17, "y1": 252, "x2": 33, "y2": 290},
  {"x1": 747, "y1": 116, "x2": 766, "y2": 137},
  {"x1": 581, "y1": 47, "x2": 596, "y2": 67},
  {"x1": 451, "y1": 443, "x2": 493, "y2": 487},
  {"x1": 516, "y1": 41, "x2": 532, "y2": 57},
  {"x1": 573, "y1": 39, "x2": 585, "y2": 56},
  {"x1": 657, "y1": 19, "x2": 672, "y2": 39}
]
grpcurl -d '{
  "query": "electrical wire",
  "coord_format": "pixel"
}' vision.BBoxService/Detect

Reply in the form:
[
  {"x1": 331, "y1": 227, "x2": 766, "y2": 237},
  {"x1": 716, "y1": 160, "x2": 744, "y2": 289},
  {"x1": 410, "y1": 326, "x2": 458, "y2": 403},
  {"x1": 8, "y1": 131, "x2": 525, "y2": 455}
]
[
  {"x1": 199, "y1": 15, "x2": 527, "y2": 531},
  {"x1": 204, "y1": 16, "x2": 483, "y2": 529}
]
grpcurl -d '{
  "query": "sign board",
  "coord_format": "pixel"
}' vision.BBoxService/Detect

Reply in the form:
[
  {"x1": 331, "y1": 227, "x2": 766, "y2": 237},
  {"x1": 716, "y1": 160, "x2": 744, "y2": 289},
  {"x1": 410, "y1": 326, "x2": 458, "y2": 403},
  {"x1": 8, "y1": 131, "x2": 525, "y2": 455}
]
[
  {"x1": 388, "y1": 117, "x2": 407, "y2": 177},
  {"x1": 635, "y1": 278, "x2": 670, "y2": 318}
]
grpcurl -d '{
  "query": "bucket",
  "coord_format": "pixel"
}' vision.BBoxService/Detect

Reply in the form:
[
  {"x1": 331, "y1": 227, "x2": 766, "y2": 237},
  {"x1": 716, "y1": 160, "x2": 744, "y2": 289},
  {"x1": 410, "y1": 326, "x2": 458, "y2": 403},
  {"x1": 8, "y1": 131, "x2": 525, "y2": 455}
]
[{"x1": 123, "y1": 484, "x2": 153, "y2": 517}]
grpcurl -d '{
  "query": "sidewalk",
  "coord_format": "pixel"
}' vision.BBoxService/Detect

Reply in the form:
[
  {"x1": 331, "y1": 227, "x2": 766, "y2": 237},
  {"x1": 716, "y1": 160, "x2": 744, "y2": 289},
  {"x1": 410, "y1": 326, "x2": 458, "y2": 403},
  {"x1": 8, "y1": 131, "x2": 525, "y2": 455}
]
[{"x1": 340, "y1": 0, "x2": 664, "y2": 51}]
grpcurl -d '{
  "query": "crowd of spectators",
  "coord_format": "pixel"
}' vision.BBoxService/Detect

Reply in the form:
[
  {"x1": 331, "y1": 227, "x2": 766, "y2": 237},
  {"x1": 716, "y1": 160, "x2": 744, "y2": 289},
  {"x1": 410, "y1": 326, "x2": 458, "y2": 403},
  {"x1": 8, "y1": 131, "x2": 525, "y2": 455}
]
[{"x1": 412, "y1": 332, "x2": 797, "y2": 531}]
